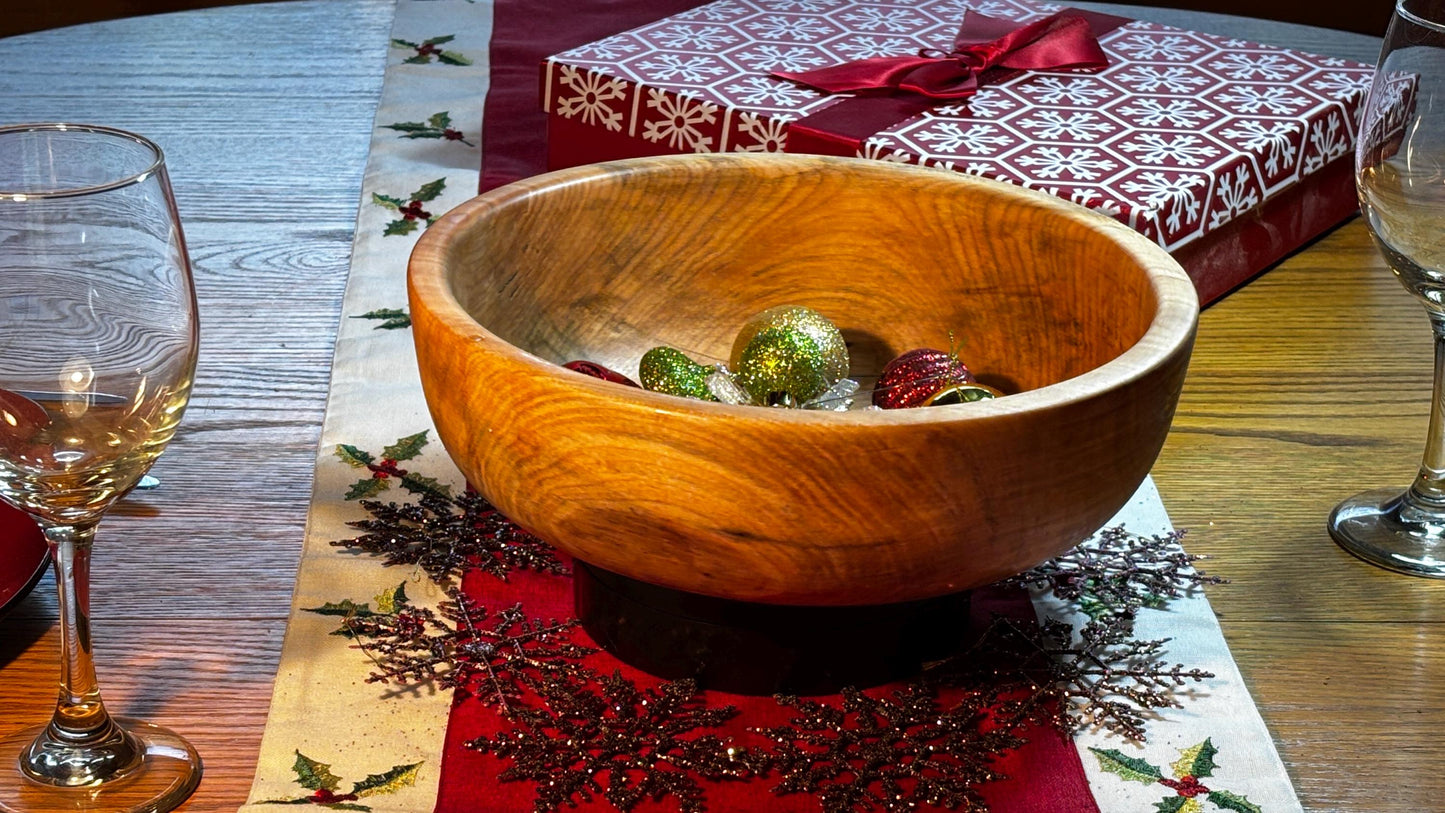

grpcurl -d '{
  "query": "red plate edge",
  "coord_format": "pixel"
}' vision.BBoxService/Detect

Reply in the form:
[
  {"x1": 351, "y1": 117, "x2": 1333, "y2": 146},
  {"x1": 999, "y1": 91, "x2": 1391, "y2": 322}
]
[{"x1": 0, "y1": 501, "x2": 49, "y2": 618}]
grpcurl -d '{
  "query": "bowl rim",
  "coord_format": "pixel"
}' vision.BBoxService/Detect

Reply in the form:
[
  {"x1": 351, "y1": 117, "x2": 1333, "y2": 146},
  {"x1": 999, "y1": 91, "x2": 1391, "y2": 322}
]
[{"x1": 409, "y1": 153, "x2": 1198, "y2": 426}]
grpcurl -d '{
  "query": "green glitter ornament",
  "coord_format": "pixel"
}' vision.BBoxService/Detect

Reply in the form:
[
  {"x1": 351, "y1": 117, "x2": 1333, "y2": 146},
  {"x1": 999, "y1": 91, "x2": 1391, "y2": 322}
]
[
  {"x1": 638, "y1": 346, "x2": 718, "y2": 402},
  {"x1": 730, "y1": 306, "x2": 849, "y2": 406}
]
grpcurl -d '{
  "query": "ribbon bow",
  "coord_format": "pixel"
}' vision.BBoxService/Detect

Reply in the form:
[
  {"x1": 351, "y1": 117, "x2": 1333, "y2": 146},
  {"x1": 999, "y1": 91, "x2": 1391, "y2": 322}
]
[{"x1": 773, "y1": 10, "x2": 1109, "y2": 100}]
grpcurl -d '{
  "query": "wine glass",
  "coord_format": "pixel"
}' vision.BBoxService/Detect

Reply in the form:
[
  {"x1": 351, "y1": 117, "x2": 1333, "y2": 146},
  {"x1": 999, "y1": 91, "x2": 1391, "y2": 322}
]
[
  {"x1": 1330, "y1": 1, "x2": 1445, "y2": 576},
  {"x1": 0, "y1": 124, "x2": 201, "y2": 810}
]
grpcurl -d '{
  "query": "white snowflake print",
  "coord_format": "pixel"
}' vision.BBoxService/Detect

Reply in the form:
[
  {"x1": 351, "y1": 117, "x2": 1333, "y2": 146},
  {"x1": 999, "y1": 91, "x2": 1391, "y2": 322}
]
[
  {"x1": 858, "y1": 140, "x2": 914, "y2": 163},
  {"x1": 950, "y1": 0, "x2": 1025, "y2": 17},
  {"x1": 561, "y1": 34, "x2": 640, "y2": 61},
  {"x1": 745, "y1": 15, "x2": 835, "y2": 41},
  {"x1": 912, "y1": 122, "x2": 1015, "y2": 155},
  {"x1": 934, "y1": 89, "x2": 1017, "y2": 119},
  {"x1": 1026, "y1": 77, "x2": 1113, "y2": 105},
  {"x1": 962, "y1": 160, "x2": 997, "y2": 176},
  {"x1": 1218, "y1": 119, "x2": 1299, "y2": 175},
  {"x1": 733, "y1": 44, "x2": 829, "y2": 72},
  {"x1": 637, "y1": 54, "x2": 729, "y2": 83},
  {"x1": 759, "y1": 0, "x2": 843, "y2": 11},
  {"x1": 734, "y1": 112, "x2": 790, "y2": 152},
  {"x1": 832, "y1": 35, "x2": 915, "y2": 59},
  {"x1": 641, "y1": 90, "x2": 719, "y2": 151},
  {"x1": 1213, "y1": 85, "x2": 1310, "y2": 115},
  {"x1": 1207, "y1": 163, "x2": 1262, "y2": 228},
  {"x1": 1016, "y1": 110, "x2": 1115, "y2": 142},
  {"x1": 651, "y1": 24, "x2": 739, "y2": 51},
  {"x1": 1367, "y1": 73, "x2": 1414, "y2": 136},
  {"x1": 554, "y1": 66, "x2": 628, "y2": 132},
  {"x1": 1014, "y1": 147, "x2": 1118, "y2": 181},
  {"x1": 1113, "y1": 34, "x2": 1207, "y2": 62},
  {"x1": 1309, "y1": 71, "x2": 1373, "y2": 100},
  {"x1": 676, "y1": 0, "x2": 750, "y2": 20},
  {"x1": 839, "y1": 6, "x2": 926, "y2": 33},
  {"x1": 1120, "y1": 171, "x2": 1207, "y2": 232},
  {"x1": 1208, "y1": 52, "x2": 1305, "y2": 81},
  {"x1": 1117, "y1": 132, "x2": 1221, "y2": 167},
  {"x1": 1115, "y1": 97, "x2": 1213, "y2": 128},
  {"x1": 1075, "y1": 189, "x2": 1125, "y2": 219},
  {"x1": 1302, "y1": 111, "x2": 1348, "y2": 173},
  {"x1": 1112, "y1": 65, "x2": 1210, "y2": 94},
  {"x1": 722, "y1": 75, "x2": 819, "y2": 107}
]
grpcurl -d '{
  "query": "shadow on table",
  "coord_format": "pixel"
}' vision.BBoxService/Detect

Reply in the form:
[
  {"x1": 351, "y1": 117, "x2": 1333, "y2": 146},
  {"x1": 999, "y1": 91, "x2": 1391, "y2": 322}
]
[{"x1": 0, "y1": 588, "x2": 54, "y2": 670}]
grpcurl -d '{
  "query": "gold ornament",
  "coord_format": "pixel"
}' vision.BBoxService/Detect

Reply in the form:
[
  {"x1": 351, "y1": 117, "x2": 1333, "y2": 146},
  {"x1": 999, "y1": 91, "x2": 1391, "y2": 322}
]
[
  {"x1": 730, "y1": 306, "x2": 849, "y2": 405},
  {"x1": 922, "y1": 383, "x2": 1001, "y2": 406}
]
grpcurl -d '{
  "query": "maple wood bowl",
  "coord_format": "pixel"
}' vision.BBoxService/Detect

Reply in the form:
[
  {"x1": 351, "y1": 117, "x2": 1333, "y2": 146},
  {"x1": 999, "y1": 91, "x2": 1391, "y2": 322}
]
[{"x1": 408, "y1": 153, "x2": 1197, "y2": 606}]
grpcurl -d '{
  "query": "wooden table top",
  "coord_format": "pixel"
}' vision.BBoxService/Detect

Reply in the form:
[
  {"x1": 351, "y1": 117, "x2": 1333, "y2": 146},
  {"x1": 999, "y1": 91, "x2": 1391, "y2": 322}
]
[{"x1": 0, "y1": 2, "x2": 1424, "y2": 811}]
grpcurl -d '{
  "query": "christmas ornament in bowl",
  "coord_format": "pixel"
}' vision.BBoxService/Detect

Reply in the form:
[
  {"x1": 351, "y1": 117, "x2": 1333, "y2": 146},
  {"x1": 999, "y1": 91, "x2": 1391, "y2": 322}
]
[{"x1": 408, "y1": 153, "x2": 1196, "y2": 607}]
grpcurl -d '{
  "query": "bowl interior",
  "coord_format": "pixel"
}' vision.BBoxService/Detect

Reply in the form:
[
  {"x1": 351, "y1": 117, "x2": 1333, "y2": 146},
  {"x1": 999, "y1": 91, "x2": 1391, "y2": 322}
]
[{"x1": 442, "y1": 156, "x2": 1159, "y2": 395}]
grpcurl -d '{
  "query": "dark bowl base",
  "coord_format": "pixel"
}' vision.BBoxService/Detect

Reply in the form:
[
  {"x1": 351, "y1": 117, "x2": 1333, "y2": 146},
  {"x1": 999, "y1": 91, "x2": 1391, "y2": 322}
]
[{"x1": 574, "y1": 560, "x2": 974, "y2": 696}]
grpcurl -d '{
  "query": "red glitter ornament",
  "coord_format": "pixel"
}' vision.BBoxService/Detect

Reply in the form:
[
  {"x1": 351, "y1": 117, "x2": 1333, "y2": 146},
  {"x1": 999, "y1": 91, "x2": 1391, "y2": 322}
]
[
  {"x1": 872, "y1": 348, "x2": 973, "y2": 409},
  {"x1": 562, "y1": 360, "x2": 640, "y2": 388}
]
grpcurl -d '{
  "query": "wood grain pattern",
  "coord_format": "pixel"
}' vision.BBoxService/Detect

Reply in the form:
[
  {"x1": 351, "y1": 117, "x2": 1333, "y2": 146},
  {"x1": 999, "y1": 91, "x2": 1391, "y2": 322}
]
[
  {"x1": 0, "y1": 3, "x2": 1423, "y2": 812},
  {"x1": 0, "y1": 2, "x2": 392, "y2": 811},
  {"x1": 410, "y1": 153, "x2": 1197, "y2": 605}
]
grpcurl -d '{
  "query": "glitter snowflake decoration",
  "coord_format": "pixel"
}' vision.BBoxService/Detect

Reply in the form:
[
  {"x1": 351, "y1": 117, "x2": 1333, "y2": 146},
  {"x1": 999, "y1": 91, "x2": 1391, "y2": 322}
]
[
  {"x1": 471, "y1": 673, "x2": 760, "y2": 813},
  {"x1": 947, "y1": 613, "x2": 1214, "y2": 742},
  {"x1": 328, "y1": 588, "x2": 592, "y2": 708},
  {"x1": 758, "y1": 686, "x2": 1019, "y2": 813},
  {"x1": 1007, "y1": 526, "x2": 1223, "y2": 625},
  {"x1": 335, "y1": 489, "x2": 565, "y2": 586}
]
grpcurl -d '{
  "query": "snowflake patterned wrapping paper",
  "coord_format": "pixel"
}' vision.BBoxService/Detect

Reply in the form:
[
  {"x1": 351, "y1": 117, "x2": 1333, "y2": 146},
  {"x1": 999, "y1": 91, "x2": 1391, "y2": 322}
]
[{"x1": 540, "y1": 0, "x2": 1374, "y2": 304}]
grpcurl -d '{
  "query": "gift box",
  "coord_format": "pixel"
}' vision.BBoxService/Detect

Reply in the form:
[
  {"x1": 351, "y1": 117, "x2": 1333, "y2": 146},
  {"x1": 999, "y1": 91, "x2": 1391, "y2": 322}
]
[{"x1": 540, "y1": 0, "x2": 1374, "y2": 305}]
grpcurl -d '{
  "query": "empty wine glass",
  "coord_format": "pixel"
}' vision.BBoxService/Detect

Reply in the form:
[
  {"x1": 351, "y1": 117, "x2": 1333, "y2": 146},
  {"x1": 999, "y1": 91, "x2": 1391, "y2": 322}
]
[
  {"x1": 0, "y1": 124, "x2": 201, "y2": 810},
  {"x1": 1330, "y1": 1, "x2": 1445, "y2": 576}
]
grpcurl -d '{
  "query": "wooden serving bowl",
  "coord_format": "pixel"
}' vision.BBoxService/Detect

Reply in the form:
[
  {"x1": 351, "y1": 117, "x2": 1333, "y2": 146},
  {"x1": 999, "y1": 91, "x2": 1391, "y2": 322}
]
[{"x1": 409, "y1": 154, "x2": 1197, "y2": 606}]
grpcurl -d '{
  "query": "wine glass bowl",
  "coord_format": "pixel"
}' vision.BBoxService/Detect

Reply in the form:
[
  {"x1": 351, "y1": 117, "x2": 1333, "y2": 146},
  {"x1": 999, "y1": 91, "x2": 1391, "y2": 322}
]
[
  {"x1": 0, "y1": 124, "x2": 201, "y2": 811},
  {"x1": 1330, "y1": 1, "x2": 1445, "y2": 576}
]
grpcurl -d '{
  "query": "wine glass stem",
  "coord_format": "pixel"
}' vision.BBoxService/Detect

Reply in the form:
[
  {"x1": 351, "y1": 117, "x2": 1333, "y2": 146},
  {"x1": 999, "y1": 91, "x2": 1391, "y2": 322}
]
[
  {"x1": 42, "y1": 521, "x2": 118, "y2": 743},
  {"x1": 1410, "y1": 315, "x2": 1445, "y2": 511}
]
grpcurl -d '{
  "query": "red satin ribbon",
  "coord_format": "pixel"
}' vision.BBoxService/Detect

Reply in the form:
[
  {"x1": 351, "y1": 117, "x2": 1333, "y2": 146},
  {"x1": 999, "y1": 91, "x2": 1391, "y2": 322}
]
[{"x1": 773, "y1": 10, "x2": 1109, "y2": 100}]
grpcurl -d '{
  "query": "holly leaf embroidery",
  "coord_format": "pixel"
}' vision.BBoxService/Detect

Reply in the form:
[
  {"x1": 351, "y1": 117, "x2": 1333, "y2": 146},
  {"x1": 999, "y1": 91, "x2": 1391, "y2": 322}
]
[
  {"x1": 399, "y1": 472, "x2": 453, "y2": 501},
  {"x1": 382, "y1": 431, "x2": 430, "y2": 462},
  {"x1": 381, "y1": 112, "x2": 474, "y2": 146},
  {"x1": 373, "y1": 582, "x2": 409, "y2": 615},
  {"x1": 354, "y1": 309, "x2": 411, "y2": 330},
  {"x1": 351, "y1": 761, "x2": 423, "y2": 797},
  {"x1": 1091, "y1": 747, "x2": 1163, "y2": 784},
  {"x1": 383, "y1": 218, "x2": 420, "y2": 237},
  {"x1": 371, "y1": 193, "x2": 407, "y2": 210},
  {"x1": 1206, "y1": 789, "x2": 1262, "y2": 813},
  {"x1": 384, "y1": 121, "x2": 434, "y2": 134},
  {"x1": 413, "y1": 178, "x2": 447, "y2": 203},
  {"x1": 346, "y1": 477, "x2": 391, "y2": 501},
  {"x1": 1172, "y1": 738, "x2": 1218, "y2": 779},
  {"x1": 335, "y1": 445, "x2": 375, "y2": 468},
  {"x1": 1152, "y1": 798, "x2": 1199, "y2": 813},
  {"x1": 291, "y1": 751, "x2": 342, "y2": 792},
  {"x1": 303, "y1": 598, "x2": 376, "y2": 618},
  {"x1": 437, "y1": 50, "x2": 473, "y2": 66}
]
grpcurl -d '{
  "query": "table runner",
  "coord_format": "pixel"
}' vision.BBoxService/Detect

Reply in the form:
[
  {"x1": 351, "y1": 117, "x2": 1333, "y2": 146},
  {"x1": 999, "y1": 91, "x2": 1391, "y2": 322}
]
[{"x1": 239, "y1": 1, "x2": 1304, "y2": 810}]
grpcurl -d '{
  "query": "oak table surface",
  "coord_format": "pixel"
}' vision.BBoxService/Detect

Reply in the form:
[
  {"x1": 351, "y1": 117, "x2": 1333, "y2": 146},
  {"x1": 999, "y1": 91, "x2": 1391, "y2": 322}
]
[{"x1": 0, "y1": 2, "x2": 1415, "y2": 811}]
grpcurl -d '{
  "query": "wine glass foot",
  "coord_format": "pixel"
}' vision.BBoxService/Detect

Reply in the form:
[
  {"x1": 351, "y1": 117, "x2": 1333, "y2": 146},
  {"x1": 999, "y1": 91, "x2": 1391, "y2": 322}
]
[
  {"x1": 0, "y1": 717, "x2": 201, "y2": 813},
  {"x1": 1329, "y1": 488, "x2": 1445, "y2": 577}
]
